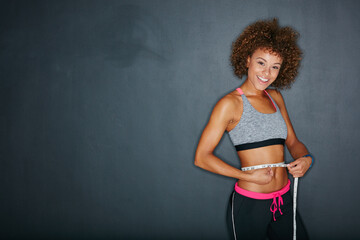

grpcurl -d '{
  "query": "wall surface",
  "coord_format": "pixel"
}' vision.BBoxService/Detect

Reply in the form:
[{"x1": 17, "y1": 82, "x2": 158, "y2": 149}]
[{"x1": 1, "y1": 0, "x2": 360, "y2": 239}]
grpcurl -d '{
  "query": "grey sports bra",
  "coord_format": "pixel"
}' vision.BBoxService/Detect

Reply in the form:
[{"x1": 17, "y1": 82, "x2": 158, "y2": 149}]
[{"x1": 228, "y1": 88, "x2": 288, "y2": 151}]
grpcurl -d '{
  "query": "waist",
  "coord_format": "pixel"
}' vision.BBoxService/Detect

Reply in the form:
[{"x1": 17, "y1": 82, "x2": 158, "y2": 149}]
[
  {"x1": 241, "y1": 161, "x2": 288, "y2": 171},
  {"x1": 236, "y1": 144, "x2": 285, "y2": 168},
  {"x1": 237, "y1": 160, "x2": 288, "y2": 192},
  {"x1": 235, "y1": 179, "x2": 290, "y2": 199}
]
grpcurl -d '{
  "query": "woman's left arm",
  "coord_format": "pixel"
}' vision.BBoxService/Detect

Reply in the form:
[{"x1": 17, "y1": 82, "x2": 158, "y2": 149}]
[{"x1": 269, "y1": 90, "x2": 312, "y2": 178}]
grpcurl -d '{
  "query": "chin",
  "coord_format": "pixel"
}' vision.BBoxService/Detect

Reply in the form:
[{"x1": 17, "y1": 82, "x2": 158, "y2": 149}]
[{"x1": 254, "y1": 82, "x2": 271, "y2": 91}]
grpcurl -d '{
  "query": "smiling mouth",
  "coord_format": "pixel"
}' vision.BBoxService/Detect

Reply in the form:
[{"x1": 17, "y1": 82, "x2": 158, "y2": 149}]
[{"x1": 257, "y1": 75, "x2": 269, "y2": 83}]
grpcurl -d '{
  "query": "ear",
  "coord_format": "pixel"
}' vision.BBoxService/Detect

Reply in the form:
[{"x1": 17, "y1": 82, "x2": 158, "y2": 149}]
[{"x1": 246, "y1": 56, "x2": 250, "y2": 68}]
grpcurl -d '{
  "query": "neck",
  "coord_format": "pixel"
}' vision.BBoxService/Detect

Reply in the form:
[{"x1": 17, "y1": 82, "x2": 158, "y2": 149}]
[{"x1": 240, "y1": 79, "x2": 266, "y2": 96}]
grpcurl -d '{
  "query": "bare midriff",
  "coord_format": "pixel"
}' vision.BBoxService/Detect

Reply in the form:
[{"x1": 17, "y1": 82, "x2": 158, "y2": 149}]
[{"x1": 237, "y1": 144, "x2": 288, "y2": 193}]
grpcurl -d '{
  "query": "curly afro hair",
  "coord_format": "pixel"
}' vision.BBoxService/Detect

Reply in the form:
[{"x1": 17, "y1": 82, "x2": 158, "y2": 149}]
[{"x1": 231, "y1": 18, "x2": 302, "y2": 89}]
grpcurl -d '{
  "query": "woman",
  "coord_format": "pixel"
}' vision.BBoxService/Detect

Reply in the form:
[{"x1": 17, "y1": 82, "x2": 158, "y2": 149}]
[{"x1": 195, "y1": 19, "x2": 312, "y2": 240}]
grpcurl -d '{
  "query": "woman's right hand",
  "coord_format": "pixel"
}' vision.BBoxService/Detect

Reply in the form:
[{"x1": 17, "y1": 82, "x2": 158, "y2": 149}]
[{"x1": 247, "y1": 167, "x2": 274, "y2": 185}]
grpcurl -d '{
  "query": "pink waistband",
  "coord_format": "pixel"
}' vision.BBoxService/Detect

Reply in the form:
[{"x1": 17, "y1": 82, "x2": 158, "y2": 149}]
[
  {"x1": 234, "y1": 180, "x2": 290, "y2": 199},
  {"x1": 234, "y1": 180, "x2": 290, "y2": 221}
]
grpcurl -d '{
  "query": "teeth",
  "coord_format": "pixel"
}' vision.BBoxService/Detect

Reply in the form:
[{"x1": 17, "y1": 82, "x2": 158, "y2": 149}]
[{"x1": 258, "y1": 76, "x2": 269, "y2": 82}]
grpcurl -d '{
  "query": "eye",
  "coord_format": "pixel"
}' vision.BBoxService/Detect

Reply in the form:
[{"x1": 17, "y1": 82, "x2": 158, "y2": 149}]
[
  {"x1": 272, "y1": 66, "x2": 280, "y2": 70},
  {"x1": 257, "y1": 61, "x2": 265, "y2": 66}
]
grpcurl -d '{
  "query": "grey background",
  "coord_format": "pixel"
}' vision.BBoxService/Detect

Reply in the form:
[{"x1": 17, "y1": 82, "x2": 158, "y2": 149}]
[{"x1": 1, "y1": 0, "x2": 360, "y2": 239}]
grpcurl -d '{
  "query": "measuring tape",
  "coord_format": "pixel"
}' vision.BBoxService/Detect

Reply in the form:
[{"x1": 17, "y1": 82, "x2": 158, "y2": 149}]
[{"x1": 241, "y1": 162, "x2": 298, "y2": 240}]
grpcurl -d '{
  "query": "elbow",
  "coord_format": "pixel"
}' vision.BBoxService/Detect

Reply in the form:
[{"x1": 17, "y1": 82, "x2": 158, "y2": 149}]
[
  {"x1": 194, "y1": 153, "x2": 202, "y2": 168},
  {"x1": 194, "y1": 150, "x2": 210, "y2": 169},
  {"x1": 194, "y1": 151, "x2": 205, "y2": 168}
]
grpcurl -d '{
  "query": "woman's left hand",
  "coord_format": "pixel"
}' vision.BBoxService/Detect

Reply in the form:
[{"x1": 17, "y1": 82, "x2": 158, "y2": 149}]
[{"x1": 287, "y1": 156, "x2": 312, "y2": 178}]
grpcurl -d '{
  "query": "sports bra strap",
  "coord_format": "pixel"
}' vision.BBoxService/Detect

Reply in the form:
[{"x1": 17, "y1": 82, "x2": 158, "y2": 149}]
[
  {"x1": 236, "y1": 88, "x2": 276, "y2": 111},
  {"x1": 236, "y1": 88, "x2": 244, "y2": 95},
  {"x1": 263, "y1": 90, "x2": 277, "y2": 111}
]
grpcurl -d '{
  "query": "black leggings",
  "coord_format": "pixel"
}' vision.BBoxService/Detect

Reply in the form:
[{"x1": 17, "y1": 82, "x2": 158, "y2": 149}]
[{"x1": 227, "y1": 190, "x2": 309, "y2": 240}]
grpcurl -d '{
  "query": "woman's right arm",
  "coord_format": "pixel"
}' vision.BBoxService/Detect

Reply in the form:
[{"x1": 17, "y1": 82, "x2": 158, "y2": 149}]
[{"x1": 194, "y1": 97, "x2": 273, "y2": 184}]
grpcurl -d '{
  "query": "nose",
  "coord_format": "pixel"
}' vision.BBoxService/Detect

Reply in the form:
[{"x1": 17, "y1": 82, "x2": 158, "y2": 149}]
[{"x1": 263, "y1": 67, "x2": 270, "y2": 76}]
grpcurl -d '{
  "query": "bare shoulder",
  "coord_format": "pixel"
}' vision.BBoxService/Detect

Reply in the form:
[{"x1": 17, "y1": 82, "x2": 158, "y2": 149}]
[
  {"x1": 208, "y1": 90, "x2": 243, "y2": 132},
  {"x1": 210, "y1": 90, "x2": 242, "y2": 123},
  {"x1": 214, "y1": 90, "x2": 242, "y2": 112}
]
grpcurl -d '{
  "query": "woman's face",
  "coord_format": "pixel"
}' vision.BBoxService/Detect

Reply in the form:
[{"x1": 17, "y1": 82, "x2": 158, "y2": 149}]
[{"x1": 246, "y1": 48, "x2": 283, "y2": 91}]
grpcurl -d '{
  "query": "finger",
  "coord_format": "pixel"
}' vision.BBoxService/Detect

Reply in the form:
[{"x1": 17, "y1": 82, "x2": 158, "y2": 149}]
[
  {"x1": 291, "y1": 159, "x2": 302, "y2": 166},
  {"x1": 288, "y1": 169, "x2": 297, "y2": 176},
  {"x1": 288, "y1": 162, "x2": 296, "y2": 169},
  {"x1": 289, "y1": 167, "x2": 299, "y2": 175},
  {"x1": 293, "y1": 157, "x2": 306, "y2": 166},
  {"x1": 288, "y1": 165, "x2": 298, "y2": 172},
  {"x1": 292, "y1": 168, "x2": 305, "y2": 177},
  {"x1": 291, "y1": 171, "x2": 299, "y2": 178}
]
